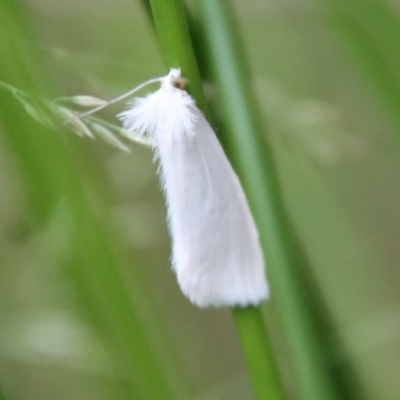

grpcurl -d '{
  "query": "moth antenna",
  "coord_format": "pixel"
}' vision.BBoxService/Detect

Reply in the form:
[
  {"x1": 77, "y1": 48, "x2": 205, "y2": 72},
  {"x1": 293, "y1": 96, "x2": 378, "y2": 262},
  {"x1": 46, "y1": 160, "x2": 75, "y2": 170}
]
[{"x1": 77, "y1": 77, "x2": 162, "y2": 119}]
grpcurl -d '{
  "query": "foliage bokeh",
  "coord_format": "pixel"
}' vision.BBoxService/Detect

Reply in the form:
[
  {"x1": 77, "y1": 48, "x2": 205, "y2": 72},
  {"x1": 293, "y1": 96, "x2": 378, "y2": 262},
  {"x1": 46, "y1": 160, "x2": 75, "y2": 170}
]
[{"x1": 1, "y1": 0, "x2": 400, "y2": 399}]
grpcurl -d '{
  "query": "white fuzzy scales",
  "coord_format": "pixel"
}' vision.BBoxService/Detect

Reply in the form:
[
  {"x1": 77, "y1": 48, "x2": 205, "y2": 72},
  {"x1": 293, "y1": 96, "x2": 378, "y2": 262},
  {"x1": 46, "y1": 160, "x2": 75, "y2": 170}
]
[{"x1": 119, "y1": 69, "x2": 268, "y2": 307}]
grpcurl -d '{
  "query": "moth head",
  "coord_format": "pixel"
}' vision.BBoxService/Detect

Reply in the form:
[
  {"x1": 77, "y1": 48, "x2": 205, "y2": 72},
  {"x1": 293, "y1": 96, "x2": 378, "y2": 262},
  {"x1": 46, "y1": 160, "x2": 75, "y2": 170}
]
[{"x1": 163, "y1": 68, "x2": 187, "y2": 90}]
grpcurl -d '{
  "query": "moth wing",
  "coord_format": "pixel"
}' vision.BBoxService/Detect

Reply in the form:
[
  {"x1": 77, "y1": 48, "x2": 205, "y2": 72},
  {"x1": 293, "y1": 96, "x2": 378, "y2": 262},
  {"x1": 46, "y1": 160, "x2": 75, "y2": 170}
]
[{"x1": 157, "y1": 107, "x2": 268, "y2": 307}]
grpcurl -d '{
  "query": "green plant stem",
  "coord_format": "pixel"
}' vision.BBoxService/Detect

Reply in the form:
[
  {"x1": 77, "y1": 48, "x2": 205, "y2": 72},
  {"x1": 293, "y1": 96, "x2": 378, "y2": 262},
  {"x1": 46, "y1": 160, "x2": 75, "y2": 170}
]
[
  {"x1": 149, "y1": 0, "x2": 207, "y2": 112},
  {"x1": 148, "y1": 1, "x2": 286, "y2": 399},
  {"x1": 195, "y1": 1, "x2": 342, "y2": 399},
  {"x1": 233, "y1": 307, "x2": 286, "y2": 400}
]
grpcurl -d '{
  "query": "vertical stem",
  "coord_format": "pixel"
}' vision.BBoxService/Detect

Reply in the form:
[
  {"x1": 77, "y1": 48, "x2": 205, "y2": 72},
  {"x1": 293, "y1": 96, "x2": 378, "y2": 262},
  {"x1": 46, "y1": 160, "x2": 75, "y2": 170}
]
[
  {"x1": 149, "y1": 0, "x2": 207, "y2": 111},
  {"x1": 149, "y1": 1, "x2": 286, "y2": 399},
  {"x1": 233, "y1": 307, "x2": 286, "y2": 400},
  {"x1": 196, "y1": 1, "x2": 341, "y2": 399}
]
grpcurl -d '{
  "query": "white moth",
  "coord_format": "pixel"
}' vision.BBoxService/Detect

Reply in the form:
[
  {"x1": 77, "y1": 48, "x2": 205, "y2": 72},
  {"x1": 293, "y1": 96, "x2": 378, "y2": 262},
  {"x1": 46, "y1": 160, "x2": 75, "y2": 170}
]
[
  {"x1": 82, "y1": 68, "x2": 269, "y2": 307},
  {"x1": 116, "y1": 69, "x2": 268, "y2": 307}
]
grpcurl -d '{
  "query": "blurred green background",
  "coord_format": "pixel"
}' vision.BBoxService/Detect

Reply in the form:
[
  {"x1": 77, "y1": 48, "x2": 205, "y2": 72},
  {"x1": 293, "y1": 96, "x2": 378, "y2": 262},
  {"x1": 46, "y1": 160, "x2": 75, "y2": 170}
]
[{"x1": 1, "y1": 0, "x2": 400, "y2": 399}]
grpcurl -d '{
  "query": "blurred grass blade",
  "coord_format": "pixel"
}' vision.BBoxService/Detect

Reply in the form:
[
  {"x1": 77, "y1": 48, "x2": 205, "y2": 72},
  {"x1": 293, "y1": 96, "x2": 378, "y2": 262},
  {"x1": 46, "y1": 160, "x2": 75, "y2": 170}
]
[
  {"x1": 324, "y1": 0, "x2": 400, "y2": 141},
  {"x1": 195, "y1": 1, "x2": 347, "y2": 399},
  {"x1": 148, "y1": 0, "x2": 286, "y2": 399},
  {"x1": 0, "y1": 1, "x2": 176, "y2": 399},
  {"x1": 66, "y1": 185, "x2": 176, "y2": 400}
]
